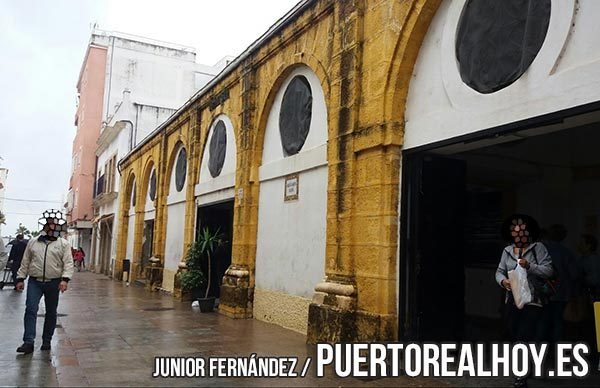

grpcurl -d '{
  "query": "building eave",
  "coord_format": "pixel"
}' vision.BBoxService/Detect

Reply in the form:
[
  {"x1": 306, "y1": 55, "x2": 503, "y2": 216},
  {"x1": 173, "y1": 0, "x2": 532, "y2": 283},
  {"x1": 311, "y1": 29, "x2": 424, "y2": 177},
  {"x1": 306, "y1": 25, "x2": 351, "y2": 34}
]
[{"x1": 118, "y1": 0, "x2": 315, "y2": 169}]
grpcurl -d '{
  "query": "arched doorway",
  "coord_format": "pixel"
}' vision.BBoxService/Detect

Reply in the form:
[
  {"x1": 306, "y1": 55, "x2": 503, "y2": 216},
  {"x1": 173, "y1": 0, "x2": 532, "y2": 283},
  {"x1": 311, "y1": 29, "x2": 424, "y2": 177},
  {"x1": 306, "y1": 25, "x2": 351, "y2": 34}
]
[
  {"x1": 254, "y1": 65, "x2": 328, "y2": 334},
  {"x1": 399, "y1": 0, "x2": 600, "y2": 341}
]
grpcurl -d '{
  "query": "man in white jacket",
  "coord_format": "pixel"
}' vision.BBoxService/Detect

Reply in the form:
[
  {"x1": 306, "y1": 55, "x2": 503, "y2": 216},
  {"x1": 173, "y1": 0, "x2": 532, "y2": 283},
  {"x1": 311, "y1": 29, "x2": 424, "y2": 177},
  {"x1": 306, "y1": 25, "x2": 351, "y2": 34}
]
[{"x1": 15, "y1": 211, "x2": 74, "y2": 354}]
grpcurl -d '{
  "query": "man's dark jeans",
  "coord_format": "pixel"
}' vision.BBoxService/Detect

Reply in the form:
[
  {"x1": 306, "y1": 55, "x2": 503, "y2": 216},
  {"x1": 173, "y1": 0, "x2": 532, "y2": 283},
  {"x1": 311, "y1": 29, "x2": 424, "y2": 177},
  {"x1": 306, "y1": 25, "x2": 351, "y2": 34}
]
[{"x1": 23, "y1": 278, "x2": 61, "y2": 345}]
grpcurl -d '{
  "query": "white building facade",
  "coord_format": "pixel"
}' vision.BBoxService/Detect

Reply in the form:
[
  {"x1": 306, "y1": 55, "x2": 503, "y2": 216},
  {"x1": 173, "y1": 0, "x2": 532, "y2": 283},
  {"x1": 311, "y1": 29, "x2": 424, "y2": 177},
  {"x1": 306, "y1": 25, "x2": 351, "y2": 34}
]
[{"x1": 89, "y1": 29, "x2": 231, "y2": 275}]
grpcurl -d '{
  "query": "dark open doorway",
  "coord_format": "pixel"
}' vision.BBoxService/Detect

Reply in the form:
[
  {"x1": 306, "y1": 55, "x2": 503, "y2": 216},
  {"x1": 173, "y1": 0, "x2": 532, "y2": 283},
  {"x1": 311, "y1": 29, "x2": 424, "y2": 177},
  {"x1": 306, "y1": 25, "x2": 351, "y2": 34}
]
[
  {"x1": 400, "y1": 107, "x2": 600, "y2": 342},
  {"x1": 196, "y1": 200, "x2": 234, "y2": 299},
  {"x1": 99, "y1": 218, "x2": 113, "y2": 276},
  {"x1": 140, "y1": 219, "x2": 154, "y2": 279}
]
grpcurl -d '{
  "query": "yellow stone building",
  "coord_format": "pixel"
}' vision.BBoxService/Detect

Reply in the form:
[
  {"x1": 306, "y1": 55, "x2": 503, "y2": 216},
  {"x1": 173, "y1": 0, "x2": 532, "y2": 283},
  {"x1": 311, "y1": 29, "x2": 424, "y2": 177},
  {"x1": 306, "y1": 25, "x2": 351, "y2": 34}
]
[{"x1": 117, "y1": 0, "x2": 600, "y2": 342}]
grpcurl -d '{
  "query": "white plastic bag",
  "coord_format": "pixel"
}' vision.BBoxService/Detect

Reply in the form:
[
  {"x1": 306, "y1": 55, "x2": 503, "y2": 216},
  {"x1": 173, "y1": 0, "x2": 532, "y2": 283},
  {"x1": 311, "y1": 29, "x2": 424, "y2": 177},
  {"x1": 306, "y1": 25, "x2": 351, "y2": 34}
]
[{"x1": 508, "y1": 264, "x2": 532, "y2": 309}]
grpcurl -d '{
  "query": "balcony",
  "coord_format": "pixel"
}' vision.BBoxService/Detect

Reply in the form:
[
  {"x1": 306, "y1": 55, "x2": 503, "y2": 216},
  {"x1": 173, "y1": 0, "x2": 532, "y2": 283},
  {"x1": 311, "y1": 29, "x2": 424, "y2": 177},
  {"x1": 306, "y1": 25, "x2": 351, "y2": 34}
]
[
  {"x1": 93, "y1": 174, "x2": 117, "y2": 208},
  {"x1": 95, "y1": 174, "x2": 105, "y2": 198}
]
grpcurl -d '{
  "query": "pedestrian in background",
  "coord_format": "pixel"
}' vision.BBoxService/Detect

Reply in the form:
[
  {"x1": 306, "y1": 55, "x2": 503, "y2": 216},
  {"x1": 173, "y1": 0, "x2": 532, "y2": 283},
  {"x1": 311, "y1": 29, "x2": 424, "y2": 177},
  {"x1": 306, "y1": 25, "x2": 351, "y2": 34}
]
[
  {"x1": 73, "y1": 247, "x2": 85, "y2": 272},
  {"x1": 8, "y1": 234, "x2": 28, "y2": 289}
]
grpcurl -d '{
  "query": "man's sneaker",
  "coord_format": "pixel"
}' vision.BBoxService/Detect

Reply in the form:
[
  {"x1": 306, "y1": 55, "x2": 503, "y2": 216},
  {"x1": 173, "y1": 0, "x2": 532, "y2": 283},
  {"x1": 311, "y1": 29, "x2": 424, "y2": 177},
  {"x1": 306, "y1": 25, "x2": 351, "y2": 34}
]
[
  {"x1": 40, "y1": 343, "x2": 51, "y2": 351},
  {"x1": 16, "y1": 343, "x2": 34, "y2": 354}
]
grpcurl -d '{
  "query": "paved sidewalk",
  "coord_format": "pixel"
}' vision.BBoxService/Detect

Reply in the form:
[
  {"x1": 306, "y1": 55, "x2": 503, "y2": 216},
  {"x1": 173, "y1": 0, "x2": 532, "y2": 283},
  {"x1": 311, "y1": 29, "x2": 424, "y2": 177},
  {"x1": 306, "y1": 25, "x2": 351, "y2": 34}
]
[{"x1": 0, "y1": 272, "x2": 598, "y2": 387}]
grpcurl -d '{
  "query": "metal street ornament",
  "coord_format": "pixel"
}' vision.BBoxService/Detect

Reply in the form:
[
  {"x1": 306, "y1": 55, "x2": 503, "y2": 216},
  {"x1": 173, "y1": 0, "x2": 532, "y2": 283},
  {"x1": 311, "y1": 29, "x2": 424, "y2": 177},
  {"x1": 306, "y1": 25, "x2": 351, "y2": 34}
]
[{"x1": 456, "y1": 0, "x2": 551, "y2": 94}]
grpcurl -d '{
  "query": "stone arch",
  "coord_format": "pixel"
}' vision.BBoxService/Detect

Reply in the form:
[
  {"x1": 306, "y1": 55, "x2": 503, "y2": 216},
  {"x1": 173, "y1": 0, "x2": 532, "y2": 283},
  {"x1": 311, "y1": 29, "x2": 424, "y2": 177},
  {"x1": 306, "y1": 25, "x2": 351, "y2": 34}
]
[
  {"x1": 164, "y1": 140, "x2": 188, "y2": 196},
  {"x1": 122, "y1": 171, "x2": 137, "y2": 264},
  {"x1": 253, "y1": 58, "x2": 331, "y2": 170},
  {"x1": 252, "y1": 61, "x2": 330, "y2": 334},
  {"x1": 162, "y1": 138, "x2": 190, "y2": 292},
  {"x1": 196, "y1": 113, "x2": 238, "y2": 185},
  {"x1": 124, "y1": 171, "x2": 136, "y2": 213},
  {"x1": 139, "y1": 158, "x2": 156, "y2": 211},
  {"x1": 383, "y1": 0, "x2": 443, "y2": 131}
]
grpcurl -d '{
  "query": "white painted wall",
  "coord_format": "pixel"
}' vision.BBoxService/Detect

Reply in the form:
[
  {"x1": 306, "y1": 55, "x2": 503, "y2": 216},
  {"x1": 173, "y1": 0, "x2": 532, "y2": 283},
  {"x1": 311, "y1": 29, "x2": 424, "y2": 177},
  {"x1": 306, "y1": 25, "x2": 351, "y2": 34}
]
[
  {"x1": 125, "y1": 185, "x2": 136, "y2": 261},
  {"x1": 405, "y1": 0, "x2": 600, "y2": 149},
  {"x1": 262, "y1": 66, "x2": 327, "y2": 165},
  {"x1": 255, "y1": 65, "x2": 328, "y2": 299},
  {"x1": 164, "y1": 146, "x2": 187, "y2": 278},
  {"x1": 199, "y1": 114, "x2": 237, "y2": 184},
  {"x1": 196, "y1": 114, "x2": 237, "y2": 202},
  {"x1": 164, "y1": 202, "x2": 185, "y2": 274},
  {"x1": 144, "y1": 166, "x2": 156, "y2": 219},
  {"x1": 133, "y1": 105, "x2": 176, "y2": 145},
  {"x1": 256, "y1": 165, "x2": 327, "y2": 297}
]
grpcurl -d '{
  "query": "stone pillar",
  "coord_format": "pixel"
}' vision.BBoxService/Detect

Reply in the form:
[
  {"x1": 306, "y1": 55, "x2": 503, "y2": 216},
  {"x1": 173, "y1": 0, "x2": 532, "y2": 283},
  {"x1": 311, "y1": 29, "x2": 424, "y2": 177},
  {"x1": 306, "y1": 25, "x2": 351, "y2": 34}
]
[
  {"x1": 219, "y1": 58, "x2": 257, "y2": 319},
  {"x1": 307, "y1": 0, "x2": 363, "y2": 343}
]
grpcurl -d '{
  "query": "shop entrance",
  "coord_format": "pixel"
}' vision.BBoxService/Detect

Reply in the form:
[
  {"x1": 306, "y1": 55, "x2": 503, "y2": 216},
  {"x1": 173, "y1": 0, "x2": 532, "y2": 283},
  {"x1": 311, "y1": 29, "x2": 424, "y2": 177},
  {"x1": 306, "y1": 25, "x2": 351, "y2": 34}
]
[
  {"x1": 196, "y1": 200, "x2": 234, "y2": 299},
  {"x1": 139, "y1": 219, "x2": 154, "y2": 279},
  {"x1": 400, "y1": 107, "x2": 600, "y2": 341}
]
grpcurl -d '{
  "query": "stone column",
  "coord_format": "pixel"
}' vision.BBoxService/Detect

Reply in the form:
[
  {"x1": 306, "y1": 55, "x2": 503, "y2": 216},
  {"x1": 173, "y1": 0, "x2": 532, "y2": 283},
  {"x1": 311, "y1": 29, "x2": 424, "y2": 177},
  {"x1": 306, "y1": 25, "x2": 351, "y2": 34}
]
[
  {"x1": 219, "y1": 59, "x2": 257, "y2": 319},
  {"x1": 307, "y1": 0, "x2": 363, "y2": 343}
]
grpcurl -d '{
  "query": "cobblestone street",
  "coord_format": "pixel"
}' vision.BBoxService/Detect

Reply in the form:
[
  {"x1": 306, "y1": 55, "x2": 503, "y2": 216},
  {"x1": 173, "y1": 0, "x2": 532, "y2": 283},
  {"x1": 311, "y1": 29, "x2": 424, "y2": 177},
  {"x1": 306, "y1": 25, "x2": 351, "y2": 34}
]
[{"x1": 0, "y1": 272, "x2": 597, "y2": 387}]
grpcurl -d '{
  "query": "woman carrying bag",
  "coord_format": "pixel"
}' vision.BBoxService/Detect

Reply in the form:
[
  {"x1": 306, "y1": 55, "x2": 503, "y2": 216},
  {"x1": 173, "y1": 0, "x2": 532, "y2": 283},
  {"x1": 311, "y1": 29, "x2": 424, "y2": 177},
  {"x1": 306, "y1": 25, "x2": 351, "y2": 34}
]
[{"x1": 495, "y1": 214, "x2": 554, "y2": 388}]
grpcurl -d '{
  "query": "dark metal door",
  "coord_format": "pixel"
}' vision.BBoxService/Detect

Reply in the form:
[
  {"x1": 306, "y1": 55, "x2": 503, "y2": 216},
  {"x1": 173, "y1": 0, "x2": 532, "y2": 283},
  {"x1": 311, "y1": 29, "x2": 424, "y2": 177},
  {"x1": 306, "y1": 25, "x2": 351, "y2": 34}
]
[{"x1": 400, "y1": 154, "x2": 467, "y2": 341}]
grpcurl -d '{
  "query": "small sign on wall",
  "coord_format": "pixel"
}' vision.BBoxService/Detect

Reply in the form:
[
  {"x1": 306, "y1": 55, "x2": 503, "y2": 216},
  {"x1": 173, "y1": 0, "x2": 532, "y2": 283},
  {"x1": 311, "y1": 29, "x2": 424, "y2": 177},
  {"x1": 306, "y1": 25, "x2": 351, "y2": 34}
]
[{"x1": 284, "y1": 174, "x2": 299, "y2": 201}]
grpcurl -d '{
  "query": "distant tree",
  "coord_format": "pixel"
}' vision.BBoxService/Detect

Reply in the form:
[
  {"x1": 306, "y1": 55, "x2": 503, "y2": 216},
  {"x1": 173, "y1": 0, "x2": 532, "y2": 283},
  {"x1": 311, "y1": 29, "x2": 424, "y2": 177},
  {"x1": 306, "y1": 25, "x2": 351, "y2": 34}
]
[
  {"x1": 15, "y1": 224, "x2": 32, "y2": 238},
  {"x1": 31, "y1": 230, "x2": 40, "y2": 238},
  {"x1": 0, "y1": 210, "x2": 5, "y2": 225}
]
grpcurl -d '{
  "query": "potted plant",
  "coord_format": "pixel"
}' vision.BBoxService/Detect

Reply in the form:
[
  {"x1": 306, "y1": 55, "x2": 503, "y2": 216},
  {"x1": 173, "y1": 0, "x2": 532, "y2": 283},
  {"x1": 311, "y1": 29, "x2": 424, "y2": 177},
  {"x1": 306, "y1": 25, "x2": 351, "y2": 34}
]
[{"x1": 179, "y1": 227, "x2": 223, "y2": 312}]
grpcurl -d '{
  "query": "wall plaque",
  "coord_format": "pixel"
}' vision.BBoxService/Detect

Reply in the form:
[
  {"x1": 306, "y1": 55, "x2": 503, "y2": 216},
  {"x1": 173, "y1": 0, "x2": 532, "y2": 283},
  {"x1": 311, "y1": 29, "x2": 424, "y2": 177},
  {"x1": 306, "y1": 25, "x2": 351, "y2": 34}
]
[{"x1": 284, "y1": 174, "x2": 299, "y2": 201}]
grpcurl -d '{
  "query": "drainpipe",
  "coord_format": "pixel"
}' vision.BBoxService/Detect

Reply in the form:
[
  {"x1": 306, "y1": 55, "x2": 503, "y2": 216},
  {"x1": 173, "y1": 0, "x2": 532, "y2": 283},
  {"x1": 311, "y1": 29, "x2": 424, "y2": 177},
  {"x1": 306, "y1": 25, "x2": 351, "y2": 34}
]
[{"x1": 105, "y1": 36, "x2": 115, "y2": 122}]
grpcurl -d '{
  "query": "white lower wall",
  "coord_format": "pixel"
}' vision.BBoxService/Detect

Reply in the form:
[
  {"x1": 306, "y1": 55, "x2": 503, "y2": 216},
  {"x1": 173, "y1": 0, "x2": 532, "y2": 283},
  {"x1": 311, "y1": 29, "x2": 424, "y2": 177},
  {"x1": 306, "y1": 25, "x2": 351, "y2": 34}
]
[
  {"x1": 125, "y1": 214, "x2": 135, "y2": 261},
  {"x1": 163, "y1": 201, "x2": 186, "y2": 291},
  {"x1": 255, "y1": 165, "x2": 327, "y2": 299}
]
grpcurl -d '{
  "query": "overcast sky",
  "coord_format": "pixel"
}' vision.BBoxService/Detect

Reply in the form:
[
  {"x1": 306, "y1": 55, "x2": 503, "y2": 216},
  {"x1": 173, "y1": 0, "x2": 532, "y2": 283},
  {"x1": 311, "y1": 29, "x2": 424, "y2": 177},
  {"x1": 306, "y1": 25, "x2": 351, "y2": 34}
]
[{"x1": 0, "y1": 0, "x2": 299, "y2": 236}]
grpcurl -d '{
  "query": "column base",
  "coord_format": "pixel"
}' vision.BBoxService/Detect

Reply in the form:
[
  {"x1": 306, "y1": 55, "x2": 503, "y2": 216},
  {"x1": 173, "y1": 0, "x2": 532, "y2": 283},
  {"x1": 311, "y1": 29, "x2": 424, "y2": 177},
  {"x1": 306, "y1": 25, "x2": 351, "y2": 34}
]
[
  {"x1": 218, "y1": 265, "x2": 253, "y2": 319},
  {"x1": 307, "y1": 279, "x2": 397, "y2": 342},
  {"x1": 173, "y1": 265, "x2": 193, "y2": 302},
  {"x1": 144, "y1": 265, "x2": 163, "y2": 292}
]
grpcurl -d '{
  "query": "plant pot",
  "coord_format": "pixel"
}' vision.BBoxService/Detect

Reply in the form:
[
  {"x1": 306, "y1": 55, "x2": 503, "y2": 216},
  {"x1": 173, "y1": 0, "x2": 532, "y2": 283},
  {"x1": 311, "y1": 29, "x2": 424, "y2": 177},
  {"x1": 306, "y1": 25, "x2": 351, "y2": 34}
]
[
  {"x1": 197, "y1": 297, "x2": 216, "y2": 313},
  {"x1": 191, "y1": 287, "x2": 204, "y2": 300}
]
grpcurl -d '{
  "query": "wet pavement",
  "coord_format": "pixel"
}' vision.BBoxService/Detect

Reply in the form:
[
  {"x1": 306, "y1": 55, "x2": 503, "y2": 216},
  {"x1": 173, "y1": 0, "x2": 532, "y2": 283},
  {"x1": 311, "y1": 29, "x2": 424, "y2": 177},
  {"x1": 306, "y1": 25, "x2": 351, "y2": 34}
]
[{"x1": 1, "y1": 272, "x2": 599, "y2": 387}]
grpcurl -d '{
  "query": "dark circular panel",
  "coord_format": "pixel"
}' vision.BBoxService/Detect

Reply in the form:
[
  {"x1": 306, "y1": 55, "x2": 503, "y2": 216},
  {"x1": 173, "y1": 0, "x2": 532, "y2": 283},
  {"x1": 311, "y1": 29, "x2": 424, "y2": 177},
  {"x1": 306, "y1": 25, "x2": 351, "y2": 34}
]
[
  {"x1": 149, "y1": 169, "x2": 156, "y2": 202},
  {"x1": 208, "y1": 120, "x2": 227, "y2": 178},
  {"x1": 456, "y1": 0, "x2": 551, "y2": 94},
  {"x1": 278, "y1": 75, "x2": 312, "y2": 156},
  {"x1": 131, "y1": 182, "x2": 136, "y2": 207},
  {"x1": 175, "y1": 147, "x2": 187, "y2": 192}
]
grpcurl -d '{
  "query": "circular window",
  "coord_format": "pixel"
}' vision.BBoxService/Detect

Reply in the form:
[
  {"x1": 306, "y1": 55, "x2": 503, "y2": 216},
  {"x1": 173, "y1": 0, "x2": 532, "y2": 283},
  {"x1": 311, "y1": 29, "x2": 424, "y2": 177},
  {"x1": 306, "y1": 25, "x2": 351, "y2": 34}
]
[
  {"x1": 175, "y1": 147, "x2": 187, "y2": 192},
  {"x1": 149, "y1": 169, "x2": 156, "y2": 201},
  {"x1": 456, "y1": 0, "x2": 551, "y2": 94},
  {"x1": 131, "y1": 182, "x2": 136, "y2": 207},
  {"x1": 208, "y1": 120, "x2": 227, "y2": 178},
  {"x1": 278, "y1": 75, "x2": 312, "y2": 156}
]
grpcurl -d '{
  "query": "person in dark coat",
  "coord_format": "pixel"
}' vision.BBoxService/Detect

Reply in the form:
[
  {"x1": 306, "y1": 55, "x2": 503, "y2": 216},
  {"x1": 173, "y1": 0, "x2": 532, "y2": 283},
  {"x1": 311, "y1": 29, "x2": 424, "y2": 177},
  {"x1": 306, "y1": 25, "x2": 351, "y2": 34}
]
[
  {"x1": 540, "y1": 225, "x2": 579, "y2": 344},
  {"x1": 8, "y1": 234, "x2": 28, "y2": 289}
]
